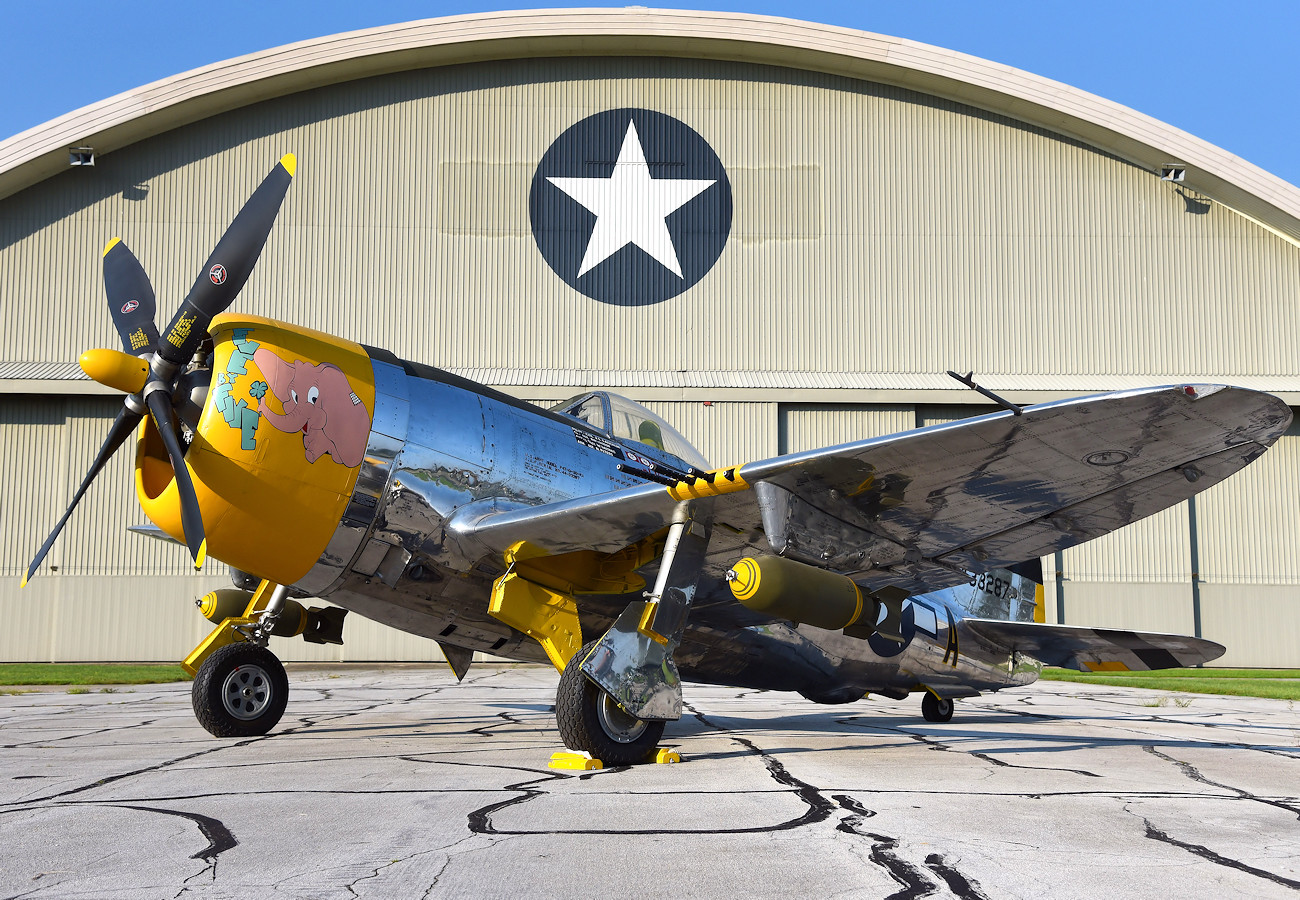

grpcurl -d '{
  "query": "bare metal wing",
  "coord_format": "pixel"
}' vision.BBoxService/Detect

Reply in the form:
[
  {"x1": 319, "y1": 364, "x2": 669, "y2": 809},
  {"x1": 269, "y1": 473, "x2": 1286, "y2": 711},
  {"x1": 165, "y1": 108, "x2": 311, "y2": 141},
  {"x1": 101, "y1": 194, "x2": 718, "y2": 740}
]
[
  {"x1": 963, "y1": 619, "x2": 1225, "y2": 670},
  {"x1": 446, "y1": 384, "x2": 1291, "y2": 596}
]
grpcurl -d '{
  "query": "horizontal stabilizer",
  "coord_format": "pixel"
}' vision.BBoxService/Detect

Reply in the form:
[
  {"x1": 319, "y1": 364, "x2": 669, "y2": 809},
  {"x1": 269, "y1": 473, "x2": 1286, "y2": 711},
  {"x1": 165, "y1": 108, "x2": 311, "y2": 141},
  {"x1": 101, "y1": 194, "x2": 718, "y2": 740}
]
[{"x1": 964, "y1": 619, "x2": 1225, "y2": 671}]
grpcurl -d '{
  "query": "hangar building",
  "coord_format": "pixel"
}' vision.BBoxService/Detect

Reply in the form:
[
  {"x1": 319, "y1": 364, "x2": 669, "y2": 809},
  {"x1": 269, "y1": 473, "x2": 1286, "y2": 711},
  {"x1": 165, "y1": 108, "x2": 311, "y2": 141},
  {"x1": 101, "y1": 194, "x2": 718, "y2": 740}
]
[{"x1": 1, "y1": 9, "x2": 1297, "y2": 666}]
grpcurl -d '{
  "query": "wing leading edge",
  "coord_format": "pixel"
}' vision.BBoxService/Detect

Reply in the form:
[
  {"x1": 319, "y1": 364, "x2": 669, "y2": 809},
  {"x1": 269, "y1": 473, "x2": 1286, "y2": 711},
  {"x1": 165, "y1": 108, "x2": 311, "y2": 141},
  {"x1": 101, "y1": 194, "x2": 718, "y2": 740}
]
[{"x1": 446, "y1": 384, "x2": 1291, "y2": 598}]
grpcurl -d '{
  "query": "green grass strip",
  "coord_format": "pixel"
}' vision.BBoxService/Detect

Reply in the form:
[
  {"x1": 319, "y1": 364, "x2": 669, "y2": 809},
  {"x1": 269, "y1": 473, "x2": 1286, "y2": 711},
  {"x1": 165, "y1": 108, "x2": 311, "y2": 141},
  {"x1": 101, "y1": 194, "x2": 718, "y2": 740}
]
[
  {"x1": 0, "y1": 664, "x2": 191, "y2": 685},
  {"x1": 1042, "y1": 668, "x2": 1300, "y2": 700},
  {"x1": 1046, "y1": 667, "x2": 1300, "y2": 680}
]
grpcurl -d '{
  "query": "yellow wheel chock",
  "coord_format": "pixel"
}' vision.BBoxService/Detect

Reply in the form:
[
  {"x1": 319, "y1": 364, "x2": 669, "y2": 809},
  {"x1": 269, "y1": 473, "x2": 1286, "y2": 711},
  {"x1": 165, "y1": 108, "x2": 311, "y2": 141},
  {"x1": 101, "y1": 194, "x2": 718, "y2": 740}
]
[{"x1": 547, "y1": 747, "x2": 681, "y2": 770}]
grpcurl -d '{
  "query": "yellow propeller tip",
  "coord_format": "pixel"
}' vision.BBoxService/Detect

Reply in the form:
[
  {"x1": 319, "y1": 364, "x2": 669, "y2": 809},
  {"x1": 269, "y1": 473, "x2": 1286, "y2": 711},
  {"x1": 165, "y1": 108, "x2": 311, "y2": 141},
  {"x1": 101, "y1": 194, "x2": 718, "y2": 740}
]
[
  {"x1": 20, "y1": 573, "x2": 29, "y2": 589},
  {"x1": 279, "y1": 153, "x2": 297, "y2": 177},
  {"x1": 102, "y1": 237, "x2": 122, "y2": 257},
  {"x1": 195, "y1": 540, "x2": 207, "y2": 570}
]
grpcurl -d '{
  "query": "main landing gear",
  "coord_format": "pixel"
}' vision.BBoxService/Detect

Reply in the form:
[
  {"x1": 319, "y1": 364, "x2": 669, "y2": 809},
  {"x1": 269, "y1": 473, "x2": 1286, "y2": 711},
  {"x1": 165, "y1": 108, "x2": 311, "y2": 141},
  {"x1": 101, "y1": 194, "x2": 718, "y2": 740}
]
[
  {"x1": 556, "y1": 642, "x2": 666, "y2": 766},
  {"x1": 921, "y1": 691, "x2": 955, "y2": 723}
]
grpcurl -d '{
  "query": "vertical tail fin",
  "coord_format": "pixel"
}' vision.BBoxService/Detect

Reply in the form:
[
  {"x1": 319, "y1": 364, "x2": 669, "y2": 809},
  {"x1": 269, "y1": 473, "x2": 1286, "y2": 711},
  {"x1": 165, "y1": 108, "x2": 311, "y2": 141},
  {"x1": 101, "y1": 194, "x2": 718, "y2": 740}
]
[{"x1": 921, "y1": 559, "x2": 1044, "y2": 622}]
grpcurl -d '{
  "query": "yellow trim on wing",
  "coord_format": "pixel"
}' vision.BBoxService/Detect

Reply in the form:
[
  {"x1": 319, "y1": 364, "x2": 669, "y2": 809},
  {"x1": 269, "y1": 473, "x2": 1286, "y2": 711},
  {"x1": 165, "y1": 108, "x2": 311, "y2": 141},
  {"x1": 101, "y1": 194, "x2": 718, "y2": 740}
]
[
  {"x1": 1084, "y1": 661, "x2": 1131, "y2": 672},
  {"x1": 667, "y1": 466, "x2": 750, "y2": 501}
]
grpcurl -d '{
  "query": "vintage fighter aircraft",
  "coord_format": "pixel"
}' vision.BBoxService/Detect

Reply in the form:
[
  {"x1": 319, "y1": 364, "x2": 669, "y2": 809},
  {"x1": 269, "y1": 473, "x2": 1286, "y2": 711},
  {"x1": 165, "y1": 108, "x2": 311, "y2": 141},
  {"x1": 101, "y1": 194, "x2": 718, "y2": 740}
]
[{"x1": 25, "y1": 157, "x2": 1293, "y2": 764}]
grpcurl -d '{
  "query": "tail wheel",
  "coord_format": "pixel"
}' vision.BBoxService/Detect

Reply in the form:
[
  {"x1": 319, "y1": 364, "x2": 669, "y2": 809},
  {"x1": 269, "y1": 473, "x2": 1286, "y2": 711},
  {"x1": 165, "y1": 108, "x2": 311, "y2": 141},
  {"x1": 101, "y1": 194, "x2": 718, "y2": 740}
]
[
  {"x1": 556, "y1": 640, "x2": 665, "y2": 765},
  {"x1": 921, "y1": 691, "x2": 955, "y2": 723},
  {"x1": 192, "y1": 642, "x2": 289, "y2": 737}
]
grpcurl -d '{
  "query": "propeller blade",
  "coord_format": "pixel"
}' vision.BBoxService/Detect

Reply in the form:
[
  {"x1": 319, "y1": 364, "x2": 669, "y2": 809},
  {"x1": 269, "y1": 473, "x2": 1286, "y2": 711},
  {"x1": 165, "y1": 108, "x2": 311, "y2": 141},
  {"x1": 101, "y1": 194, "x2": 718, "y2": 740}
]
[
  {"x1": 144, "y1": 389, "x2": 207, "y2": 568},
  {"x1": 157, "y1": 154, "x2": 296, "y2": 366},
  {"x1": 102, "y1": 238, "x2": 159, "y2": 357},
  {"x1": 22, "y1": 406, "x2": 142, "y2": 587}
]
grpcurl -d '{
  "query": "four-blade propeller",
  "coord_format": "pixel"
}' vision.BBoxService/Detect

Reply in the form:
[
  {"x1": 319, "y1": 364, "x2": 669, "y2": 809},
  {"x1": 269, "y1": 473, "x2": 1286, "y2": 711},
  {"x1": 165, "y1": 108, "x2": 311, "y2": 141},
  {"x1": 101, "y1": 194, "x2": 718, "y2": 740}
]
[{"x1": 22, "y1": 154, "x2": 296, "y2": 586}]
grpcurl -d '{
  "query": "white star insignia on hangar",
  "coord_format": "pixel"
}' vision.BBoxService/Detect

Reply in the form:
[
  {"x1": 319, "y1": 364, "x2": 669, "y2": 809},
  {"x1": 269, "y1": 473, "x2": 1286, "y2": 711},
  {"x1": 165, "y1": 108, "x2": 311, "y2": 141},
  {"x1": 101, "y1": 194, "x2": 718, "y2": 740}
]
[{"x1": 547, "y1": 121, "x2": 716, "y2": 278}]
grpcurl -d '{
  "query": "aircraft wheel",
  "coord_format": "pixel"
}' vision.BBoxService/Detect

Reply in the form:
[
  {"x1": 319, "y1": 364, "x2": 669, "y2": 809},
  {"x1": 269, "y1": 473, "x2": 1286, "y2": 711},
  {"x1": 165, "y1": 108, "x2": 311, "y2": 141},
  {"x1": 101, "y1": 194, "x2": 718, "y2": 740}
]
[
  {"x1": 921, "y1": 692, "x2": 954, "y2": 723},
  {"x1": 192, "y1": 642, "x2": 289, "y2": 738},
  {"x1": 556, "y1": 641, "x2": 664, "y2": 765}
]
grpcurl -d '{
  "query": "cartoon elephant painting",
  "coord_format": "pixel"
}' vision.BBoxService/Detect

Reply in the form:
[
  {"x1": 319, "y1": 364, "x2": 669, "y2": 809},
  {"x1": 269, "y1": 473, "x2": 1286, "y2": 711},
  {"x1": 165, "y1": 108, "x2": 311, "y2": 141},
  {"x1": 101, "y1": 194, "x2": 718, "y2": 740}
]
[{"x1": 253, "y1": 347, "x2": 370, "y2": 467}]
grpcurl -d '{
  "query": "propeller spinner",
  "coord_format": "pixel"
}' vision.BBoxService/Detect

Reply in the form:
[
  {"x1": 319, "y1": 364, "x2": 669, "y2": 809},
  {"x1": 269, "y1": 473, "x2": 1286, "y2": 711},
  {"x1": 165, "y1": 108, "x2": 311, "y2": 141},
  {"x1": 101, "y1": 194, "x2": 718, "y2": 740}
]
[{"x1": 22, "y1": 154, "x2": 297, "y2": 586}]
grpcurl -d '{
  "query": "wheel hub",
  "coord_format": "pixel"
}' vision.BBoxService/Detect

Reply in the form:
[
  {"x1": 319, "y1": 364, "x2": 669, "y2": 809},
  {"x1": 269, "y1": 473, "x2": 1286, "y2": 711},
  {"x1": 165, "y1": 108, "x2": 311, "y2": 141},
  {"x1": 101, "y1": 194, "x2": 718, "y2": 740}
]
[
  {"x1": 221, "y1": 664, "x2": 273, "y2": 720},
  {"x1": 597, "y1": 692, "x2": 649, "y2": 743}
]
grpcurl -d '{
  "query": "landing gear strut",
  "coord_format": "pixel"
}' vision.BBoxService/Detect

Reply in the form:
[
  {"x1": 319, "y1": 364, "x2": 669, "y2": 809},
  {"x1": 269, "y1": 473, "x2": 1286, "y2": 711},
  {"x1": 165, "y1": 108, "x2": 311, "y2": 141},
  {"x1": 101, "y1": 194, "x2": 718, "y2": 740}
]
[
  {"x1": 921, "y1": 691, "x2": 955, "y2": 723},
  {"x1": 556, "y1": 641, "x2": 664, "y2": 765},
  {"x1": 192, "y1": 642, "x2": 289, "y2": 737}
]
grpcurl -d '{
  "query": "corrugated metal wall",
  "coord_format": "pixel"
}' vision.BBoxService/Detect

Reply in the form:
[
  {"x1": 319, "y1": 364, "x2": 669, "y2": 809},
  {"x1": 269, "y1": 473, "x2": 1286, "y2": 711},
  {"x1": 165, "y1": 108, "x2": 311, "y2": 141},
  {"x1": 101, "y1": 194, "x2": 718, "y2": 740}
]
[
  {"x1": 779, "y1": 404, "x2": 915, "y2": 453},
  {"x1": 2, "y1": 55, "x2": 1298, "y2": 664},
  {"x1": 4, "y1": 58, "x2": 1298, "y2": 379},
  {"x1": 640, "y1": 400, "x2": 776, "y2": 467}
]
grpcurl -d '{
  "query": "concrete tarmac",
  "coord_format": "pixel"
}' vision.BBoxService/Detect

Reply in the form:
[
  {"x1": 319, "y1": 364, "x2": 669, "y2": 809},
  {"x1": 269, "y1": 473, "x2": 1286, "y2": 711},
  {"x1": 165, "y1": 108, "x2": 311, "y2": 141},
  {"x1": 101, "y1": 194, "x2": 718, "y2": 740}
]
[{"x1": 1, "y1": 665, "x2": 1297, "y2": 899}]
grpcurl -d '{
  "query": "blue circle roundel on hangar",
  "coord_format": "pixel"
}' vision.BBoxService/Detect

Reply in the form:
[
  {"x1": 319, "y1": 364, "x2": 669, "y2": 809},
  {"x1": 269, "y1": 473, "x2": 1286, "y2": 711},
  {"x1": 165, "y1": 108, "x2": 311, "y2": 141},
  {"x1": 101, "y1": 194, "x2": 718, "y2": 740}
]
[{"x1": 529, "y1": 108, "x2": 732, "y2": 307}]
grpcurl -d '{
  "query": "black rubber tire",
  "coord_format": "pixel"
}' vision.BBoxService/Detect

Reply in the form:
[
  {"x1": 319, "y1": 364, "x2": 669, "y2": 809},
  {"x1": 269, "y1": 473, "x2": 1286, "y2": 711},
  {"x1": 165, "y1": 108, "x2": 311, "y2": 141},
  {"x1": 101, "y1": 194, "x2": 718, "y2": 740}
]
[
  {"x1": 921, "y1": 692, "x2": 955, "y2": 723},
  {"x1": 556, "y1": 641, "x2": 665, "y2": 766},
  {"x1": 192, "y1": 642, "x2": 289, "y2": 738}
]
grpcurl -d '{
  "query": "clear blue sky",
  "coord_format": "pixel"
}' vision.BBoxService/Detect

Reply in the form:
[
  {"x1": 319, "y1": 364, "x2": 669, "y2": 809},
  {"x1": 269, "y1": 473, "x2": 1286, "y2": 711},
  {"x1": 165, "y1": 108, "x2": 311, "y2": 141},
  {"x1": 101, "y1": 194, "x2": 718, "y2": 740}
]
[{"x1": 3, "y1": 1, "x2": 1298, "y2": 186}]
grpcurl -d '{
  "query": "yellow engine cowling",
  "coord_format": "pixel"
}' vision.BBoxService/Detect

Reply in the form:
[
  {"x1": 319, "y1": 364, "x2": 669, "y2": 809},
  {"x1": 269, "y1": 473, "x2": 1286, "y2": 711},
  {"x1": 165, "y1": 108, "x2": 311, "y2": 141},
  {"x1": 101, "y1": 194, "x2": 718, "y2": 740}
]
[{"x1": 136, "y1": 314, "x2": 376, "y2": 586}]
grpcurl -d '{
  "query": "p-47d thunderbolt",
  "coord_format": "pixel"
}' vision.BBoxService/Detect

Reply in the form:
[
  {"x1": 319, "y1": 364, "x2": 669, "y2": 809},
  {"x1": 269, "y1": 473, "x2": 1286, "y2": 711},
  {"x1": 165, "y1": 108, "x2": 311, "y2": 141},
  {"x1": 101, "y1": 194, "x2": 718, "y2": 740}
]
[{"x1": 26, "y1": 157, "x2": 1292, "y2": 764}]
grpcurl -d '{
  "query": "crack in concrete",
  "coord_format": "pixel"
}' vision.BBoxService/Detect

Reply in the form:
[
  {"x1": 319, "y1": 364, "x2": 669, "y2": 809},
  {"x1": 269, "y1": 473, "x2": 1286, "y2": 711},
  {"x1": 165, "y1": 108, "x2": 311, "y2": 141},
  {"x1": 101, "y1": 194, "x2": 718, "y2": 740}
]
[
  {"x1": 923, "y1": 853, "x2": 991, "y2": 900},
  {"x1": 2, "y1": 800, "x2": 239, "y2": 897},
  {"x1": 0, "y1": 687, "x2": 443, "y2": 813},
  {"x1": 418, "y1": 855, "x2": 452, "y2": 900},
  {"x1": 968, "y1": 749, "x2": 1101, "y2": 778},
  {"x1": 2, "y1": 719, "x2": 159, "y2": 750},
  {"x1": 467, "y1": 710, "x2": 531, "y2": 739},
  {"x1": 463, "y1": 704, "x2": 839, "y2": 836},
  {"x1": 831, "y1": 794, "x2": 989, "y2": 900},
  {"x1": 833, "y1": 799, "x2": 937, "y2": 900},
  {"x1": 5, "y1": 673, "x2": 1295, "y2": 897},
  {"x1": 1142, "y1": 745, "x2": 1300, "y2": 820},
  {"x1": 464, "y1": 771, "x2": 571, "y2": 835},
  {"x1": 835, "y1": 714, "x2": 1102, "y2": 778},
  {"x1": 108, "y1": 802, "x2": 237, "y2": 864},
  {"x1": 1030, "y1": 692, "x2": 1300, "y2": 754},
  {"x1": 1125, "y1": 803, "x2": 1300, "y2": 891},
  {"x1": 343, "y1": 847, "x2": 448, "y2": 899}
]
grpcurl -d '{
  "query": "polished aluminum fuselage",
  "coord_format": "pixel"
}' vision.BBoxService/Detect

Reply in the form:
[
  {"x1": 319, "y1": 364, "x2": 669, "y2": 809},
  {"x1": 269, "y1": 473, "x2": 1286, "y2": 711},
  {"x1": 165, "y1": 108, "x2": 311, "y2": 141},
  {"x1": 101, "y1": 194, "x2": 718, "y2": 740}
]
[{"x1": 296, "y1": 354, "x2": 1038, "y2": 700}]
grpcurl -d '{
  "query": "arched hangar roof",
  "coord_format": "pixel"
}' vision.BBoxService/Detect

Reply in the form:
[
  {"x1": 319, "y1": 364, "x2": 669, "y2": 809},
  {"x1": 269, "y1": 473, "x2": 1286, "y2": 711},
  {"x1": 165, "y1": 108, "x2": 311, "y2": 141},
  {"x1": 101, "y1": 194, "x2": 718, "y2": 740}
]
[{"x1": 2, "y1": 8, "x2": 1300, "y2": 244}]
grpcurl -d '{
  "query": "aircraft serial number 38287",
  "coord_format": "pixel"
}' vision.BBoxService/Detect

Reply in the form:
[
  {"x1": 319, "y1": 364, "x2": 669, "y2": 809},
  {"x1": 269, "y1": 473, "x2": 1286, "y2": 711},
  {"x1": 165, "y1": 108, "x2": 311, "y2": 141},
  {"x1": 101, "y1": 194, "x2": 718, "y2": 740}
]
[{"x1": 28, "y1": 156, "x2": 1292, "y2": 764}]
